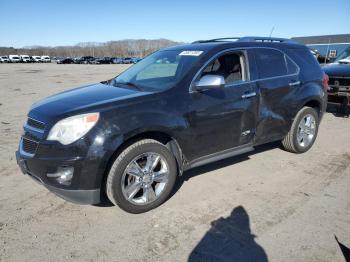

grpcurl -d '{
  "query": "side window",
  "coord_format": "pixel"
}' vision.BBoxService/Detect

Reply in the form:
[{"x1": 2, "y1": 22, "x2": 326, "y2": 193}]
[
  {"x1": 255, "y1": 49, "x2": 297, "y2": 78},
  {"x1": 285, "y1": 55, "x2": 298, "y2": 74},
  {"x1": 200, "y1": 52, "x2": 245, "y2": 85}
]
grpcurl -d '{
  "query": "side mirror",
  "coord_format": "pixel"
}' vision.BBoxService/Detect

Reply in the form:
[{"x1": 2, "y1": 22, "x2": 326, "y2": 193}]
[{"x1": 194, "y1": 75, "x2": 225, "y2": 91}]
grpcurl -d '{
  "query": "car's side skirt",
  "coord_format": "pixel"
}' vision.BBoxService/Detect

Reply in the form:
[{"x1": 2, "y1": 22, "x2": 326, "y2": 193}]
[{"x1": 184, "y1": 144, "x2": 254, "y2": 171}]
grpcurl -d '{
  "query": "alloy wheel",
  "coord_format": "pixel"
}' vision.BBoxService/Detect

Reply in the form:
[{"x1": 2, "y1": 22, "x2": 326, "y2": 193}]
[{"x1": 121, "y1": 152, "x2": 169, "y2": 205}]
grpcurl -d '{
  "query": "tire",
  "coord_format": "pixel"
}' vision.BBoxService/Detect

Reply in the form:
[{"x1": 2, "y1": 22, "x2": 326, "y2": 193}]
[
  {"x1": 106, "y1": 139, "x2": 177, "y2": 213},
  {"x1": 282, "y1": 106, "x2": 319, "y2": 153}
]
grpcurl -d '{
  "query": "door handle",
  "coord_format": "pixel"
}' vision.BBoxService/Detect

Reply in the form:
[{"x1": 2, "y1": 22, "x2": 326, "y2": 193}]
[
  {"x1": 289, "y1": 81, "x2": 301, "y2": 86},
  {"x1": 241, "y1": 92, "x2": 257, "y2": 99}
]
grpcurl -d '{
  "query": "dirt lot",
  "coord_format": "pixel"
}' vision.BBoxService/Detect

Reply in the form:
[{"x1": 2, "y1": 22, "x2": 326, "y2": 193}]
[{"x1": 0, "y1": 63, "x2": 349, "y2": 262}]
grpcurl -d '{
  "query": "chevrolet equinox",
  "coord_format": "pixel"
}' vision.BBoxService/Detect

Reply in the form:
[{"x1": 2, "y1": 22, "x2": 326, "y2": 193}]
[{"x1": 16, "y1": 37, "x2": 328, "y2": 213}]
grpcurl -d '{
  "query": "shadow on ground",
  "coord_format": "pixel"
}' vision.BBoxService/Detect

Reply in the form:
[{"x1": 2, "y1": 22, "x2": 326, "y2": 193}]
[
  {"x1": 188, "y1": 206, "x2": 267, "y2": 262},
  {"x1": 335, "y1": 235, "x2": 350, "y2": 262},
  {"x1": 171, "y1": 141, "x2": 281, "y2": 197},
  {"x1": 96, "y1": 141, "x2": 281, "y2": 208},
  {"x1": 327, "y1": 103, "x2": 349, "y2": 118}
]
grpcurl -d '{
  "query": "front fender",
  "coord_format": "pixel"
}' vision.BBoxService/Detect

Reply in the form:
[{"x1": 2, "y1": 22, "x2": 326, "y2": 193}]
[{"x1": 95, "y1": 108, "x2": 188, "y2": 171}]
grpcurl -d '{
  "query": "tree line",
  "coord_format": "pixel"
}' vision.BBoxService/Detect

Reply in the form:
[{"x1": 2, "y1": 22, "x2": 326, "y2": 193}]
[{"x1": 0, "y1": 39, "x2": 181, "y2": 58}]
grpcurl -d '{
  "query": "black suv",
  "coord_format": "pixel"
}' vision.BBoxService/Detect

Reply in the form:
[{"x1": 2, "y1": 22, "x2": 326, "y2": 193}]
[
  {"x1": 16, "y1": 37, "x2": 328, "y2": 213},
  {"x1": 75, "y1": 56, "x2": 95, "y2": 64}
]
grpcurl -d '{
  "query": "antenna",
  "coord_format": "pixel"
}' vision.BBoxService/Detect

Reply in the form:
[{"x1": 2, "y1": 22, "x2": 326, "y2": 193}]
[
  {"x1": 325, "y1": 38, "x2": 331, "y2": 65},
  {"x1": 269, "y1": 26, "x2": 275, "y2": 37}
]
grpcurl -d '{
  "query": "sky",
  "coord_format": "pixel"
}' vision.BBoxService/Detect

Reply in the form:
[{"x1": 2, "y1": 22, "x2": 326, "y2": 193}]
[{"x1": 0, "y1": 0, "x2": 349, "y2": 48}]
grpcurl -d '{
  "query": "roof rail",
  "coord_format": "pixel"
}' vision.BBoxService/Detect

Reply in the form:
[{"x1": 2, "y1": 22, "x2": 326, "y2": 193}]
[
  {"x1": 239, "y1": 36, "x2": 298, "y2": 43},
  {"x1": 192, "y1": 36, "x2": 298, "y2": 44},
  {"x1": 192, "y1": 37, "x2": 241, "y2": 44}
]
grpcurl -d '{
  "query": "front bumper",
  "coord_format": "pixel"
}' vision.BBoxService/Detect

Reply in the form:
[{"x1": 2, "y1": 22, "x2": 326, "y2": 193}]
[{"x1": 16, "y1": 143, "x2": 103, "y2": 205}]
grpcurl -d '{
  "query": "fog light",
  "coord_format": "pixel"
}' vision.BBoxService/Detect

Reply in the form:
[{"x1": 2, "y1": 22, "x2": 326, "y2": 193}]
[{"x1": 47, "y1": 167, "x2": 74, "y2": 185}]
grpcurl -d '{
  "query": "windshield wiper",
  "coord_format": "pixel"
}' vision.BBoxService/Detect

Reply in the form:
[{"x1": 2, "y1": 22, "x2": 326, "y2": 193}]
[{"x1": 115, "y1": 81, "x2": 143, "y2": 91}]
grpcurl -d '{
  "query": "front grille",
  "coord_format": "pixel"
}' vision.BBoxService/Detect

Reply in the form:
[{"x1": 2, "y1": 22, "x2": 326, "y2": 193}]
[
  {"x1": 329, "y1": 77, "x2": 350, "y2": 88},
  {"x1": 27, "y1": 118, "x2": 45, "y2": 130},
  {"x1": 22, "y1": 137, "x2": 39, "y2": 155}
]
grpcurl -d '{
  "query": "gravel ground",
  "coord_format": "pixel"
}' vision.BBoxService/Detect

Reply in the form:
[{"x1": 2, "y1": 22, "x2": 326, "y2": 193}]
[{"x1": 0, "y1": 63, "x2": 349, "y2": 262}]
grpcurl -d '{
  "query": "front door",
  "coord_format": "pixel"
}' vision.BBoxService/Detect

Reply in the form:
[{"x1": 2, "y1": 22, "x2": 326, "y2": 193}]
[{"x1": 186, "y1": 50, "x2": 259, "y2": 161}]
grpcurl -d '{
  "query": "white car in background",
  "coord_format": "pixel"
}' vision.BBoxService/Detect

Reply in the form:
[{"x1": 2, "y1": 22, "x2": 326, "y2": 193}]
[
  {"x1": 337, "y1": 56, "x2": 350, "y2": 64},
  {"x1": 20, "y1": 55, "x2": 31, "y2": 63},
  {"x1": 31, "y1": 56, "x2": 42, "y2": 62},
  {"x1": 41, "y1": 56, "x2": 51, "y2": 63},
  {"x1": 0, "y1": 56, "x2": 10, "y2": 63},
  {"x1": 8, "y1": 55, "x2": 21, "y2": 63}
]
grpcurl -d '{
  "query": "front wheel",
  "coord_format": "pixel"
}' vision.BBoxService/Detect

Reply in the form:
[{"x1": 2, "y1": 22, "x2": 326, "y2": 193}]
[
  {"x1": 106, "y1": 139, "x2": 177, "y2": 213},
  {"x1": 282, "y1": 106, "x2": 319, "y2": 153}
]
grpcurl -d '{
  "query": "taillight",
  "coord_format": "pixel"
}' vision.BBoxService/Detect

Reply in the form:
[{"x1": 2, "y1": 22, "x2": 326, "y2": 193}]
[{"x1": 323, "y1": 74, "x2": 329, "y2": 91}]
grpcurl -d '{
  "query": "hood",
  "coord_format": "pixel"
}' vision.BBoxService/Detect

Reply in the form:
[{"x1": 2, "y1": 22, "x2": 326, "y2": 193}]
[
  {"x1": 323, "y1": 64, "x2": 350, "y2": 77},
  {"x1": 338, "y1": 57, "x2": 350, "y2": 64},
  {"x1": 29, "y1": 83, "x2": 148, "y2": 122}
]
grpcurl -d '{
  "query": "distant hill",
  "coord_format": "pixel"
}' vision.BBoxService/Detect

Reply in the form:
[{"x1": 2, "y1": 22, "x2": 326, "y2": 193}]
[{"x1": 0, "y1": 38, "x2": 183, "y2": 57}]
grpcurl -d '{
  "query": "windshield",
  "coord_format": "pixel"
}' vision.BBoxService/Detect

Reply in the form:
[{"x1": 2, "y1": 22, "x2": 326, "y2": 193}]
[
  {"x1": 114, "y1": 50, "x2": 202, "y2": 91},
  {"x1": 335, "y1": 48, "x2": 350, "y2": 63}
]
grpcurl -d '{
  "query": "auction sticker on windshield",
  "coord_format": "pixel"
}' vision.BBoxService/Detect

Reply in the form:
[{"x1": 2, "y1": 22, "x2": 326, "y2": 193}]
[{"x1": 179, "y1": 51, "x2": 203, "y2": 56}]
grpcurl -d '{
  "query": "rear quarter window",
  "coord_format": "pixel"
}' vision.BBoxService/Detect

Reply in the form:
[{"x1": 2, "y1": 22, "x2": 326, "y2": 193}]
[
  {"x1": 254, "y1": 48, "x2": 298, "y2": 79},
  {"x1": 285, "y1": 48, "x2": 323, "y2": 81}
]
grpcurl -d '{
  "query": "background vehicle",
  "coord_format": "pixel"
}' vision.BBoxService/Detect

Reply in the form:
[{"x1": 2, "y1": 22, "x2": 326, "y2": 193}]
[
  {"x1": 56, "y1": 58, "x2": 74, "y2": 64},
  {"x1": 323, "y1": 57, "x2": 350, "y2": 116},
  {"x1": 310, "y1": 48, "x2": 330, "y2": 64},
  {"x1": 111, "y1": 57, "x2": 123, "y2": 64},
  {"x1": 31, "y1": 56, "x2": 42, "y2": 62},
  {"x1": 16, "y1": 36, "x2": 327, "y2": 213},
  {"x1": 9, "y1": 55, "x2": 21, "y2": 63},
  {"x1": 75, "y1": 56, "x2": 95, "y2": 64},
  {"x1": 93, "y1": 57, "x2": 113, "y2": 64},
  {"x1": 131, "y1": 57, "x2": 142, "y2": 63},
  {"x1": 337, "y1": 56, "x2": 350, "y2": 64},
  {"x1": 41, "y1": 56, "x2": 51, "y2": 63},
  {"x1": 20, "y1": 55, "x2": 31, "y2": 63},
  {"x1": 0, "y1": 56, "x2": 10, "y2": 63},
  {"x1": 122, "y1": 57, "x2": 133, "y2": 64},
  {"x1": 87, "y1": 57, "x2": 99, "y2": 64}
]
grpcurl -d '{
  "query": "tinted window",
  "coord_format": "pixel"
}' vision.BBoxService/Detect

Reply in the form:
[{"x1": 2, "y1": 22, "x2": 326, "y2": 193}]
[
  {"x1": 255, "y1": 49, "x2": 292, "y2": 78},
  {"x1": 285, "y1": 48, "x2": 323, "y2": 81},
  {"x1": 285, "y1": 56, "x2": 298, "y2": 74}
]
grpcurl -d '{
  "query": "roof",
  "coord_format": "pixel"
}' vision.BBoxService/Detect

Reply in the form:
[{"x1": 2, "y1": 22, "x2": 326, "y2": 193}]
[
  {"x1": 163, "y1": 36, "x2": 304, "y2": 52},
  {"x1": 292, "y1": 34, "x2": 350, "y2": 45}
]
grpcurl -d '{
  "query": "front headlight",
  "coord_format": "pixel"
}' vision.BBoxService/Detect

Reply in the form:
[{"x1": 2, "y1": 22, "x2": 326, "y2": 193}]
[{"x1": 47, "y1": 113, "x2": 99, "y2": 145}]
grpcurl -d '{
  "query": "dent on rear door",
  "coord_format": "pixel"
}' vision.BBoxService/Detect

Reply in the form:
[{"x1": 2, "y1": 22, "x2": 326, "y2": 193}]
[{"x1": 255, "y1": 77, "x2": 296, "y2": 143}]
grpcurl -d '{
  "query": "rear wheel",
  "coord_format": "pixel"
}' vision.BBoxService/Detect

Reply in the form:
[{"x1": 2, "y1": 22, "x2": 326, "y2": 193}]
[
  {"x1": 106, "y1": 139, "x2": 177, "y2": 213},
  {"x1": 282, "y1": 107, "x2": 319, "y2": 153}
]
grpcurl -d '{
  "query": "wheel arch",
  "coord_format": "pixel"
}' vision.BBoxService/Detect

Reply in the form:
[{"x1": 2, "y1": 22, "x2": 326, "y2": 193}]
[
  {"x1": 120, "y1": 130, "x2": 184, "y2": 174},
  {"x1": 302, "y1": 99, "x2": 322, "y2": 117},
  {"x1": 101, "y1": 130, "x2": 185, "y2": 196}
]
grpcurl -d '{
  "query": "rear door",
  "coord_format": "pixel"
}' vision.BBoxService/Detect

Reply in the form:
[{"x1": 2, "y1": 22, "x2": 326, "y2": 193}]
[{"x1": 252, "y1": 48, "x2": 300, "y2": 144}]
